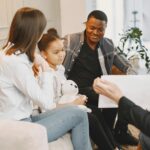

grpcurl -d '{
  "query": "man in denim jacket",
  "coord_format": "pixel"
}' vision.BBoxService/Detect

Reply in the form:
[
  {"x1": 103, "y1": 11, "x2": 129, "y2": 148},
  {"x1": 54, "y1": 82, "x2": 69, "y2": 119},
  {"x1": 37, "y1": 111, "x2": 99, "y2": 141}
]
[{"x1": 63, "y1": 10, "x2": 138, "y2": 146}]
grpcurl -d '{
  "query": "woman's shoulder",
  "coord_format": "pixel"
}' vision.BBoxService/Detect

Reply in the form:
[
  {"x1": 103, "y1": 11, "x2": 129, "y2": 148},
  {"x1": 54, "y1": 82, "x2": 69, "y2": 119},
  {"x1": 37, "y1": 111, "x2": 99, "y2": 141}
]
[
  {"x1": 0, "y1": 52, "x2": 16, "y2": 66},
  {"x1": 1, "y1": 53, "x2": 32, "y2": 74}
]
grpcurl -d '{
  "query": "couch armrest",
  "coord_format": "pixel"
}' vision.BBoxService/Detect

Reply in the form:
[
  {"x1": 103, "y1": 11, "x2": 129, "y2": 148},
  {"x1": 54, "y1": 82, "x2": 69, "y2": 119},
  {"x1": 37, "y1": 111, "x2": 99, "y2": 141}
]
[
  {"x1": 48, "y1": 133, "x2": 73, "y2": 150},
  {"x1": 0, "y1": 120, "x2": 48, "y2": 150}
]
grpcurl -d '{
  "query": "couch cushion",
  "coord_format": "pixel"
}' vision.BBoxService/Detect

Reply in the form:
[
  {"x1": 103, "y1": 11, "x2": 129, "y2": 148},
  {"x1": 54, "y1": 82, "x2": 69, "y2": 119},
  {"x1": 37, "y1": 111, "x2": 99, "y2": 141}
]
[{"x1": 48, "y1": 133, "x2": 73, "y2": 150}]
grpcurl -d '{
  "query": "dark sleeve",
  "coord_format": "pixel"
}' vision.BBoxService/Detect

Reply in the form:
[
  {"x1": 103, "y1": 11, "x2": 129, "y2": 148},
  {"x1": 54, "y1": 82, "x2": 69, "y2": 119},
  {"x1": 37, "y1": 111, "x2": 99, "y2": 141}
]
[
  {"x1": 118, "y1": 96, "x2": 150, "y2": 137},
  {"x1": 113, "y1": 54, "x2": 130, "y2": 73}
]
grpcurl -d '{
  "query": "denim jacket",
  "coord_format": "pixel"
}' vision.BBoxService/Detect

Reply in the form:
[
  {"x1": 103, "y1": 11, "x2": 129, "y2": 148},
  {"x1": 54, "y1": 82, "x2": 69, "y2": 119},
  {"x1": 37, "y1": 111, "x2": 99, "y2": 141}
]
[{"x1": 63, "y1": 31, "x2": 131, "y2": 77}]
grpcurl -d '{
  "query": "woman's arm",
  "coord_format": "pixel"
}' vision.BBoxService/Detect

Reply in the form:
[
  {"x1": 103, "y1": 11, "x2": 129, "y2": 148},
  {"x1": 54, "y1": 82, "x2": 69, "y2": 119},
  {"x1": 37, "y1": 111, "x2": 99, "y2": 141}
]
[
  {"x1": 10, "y1": 56, "x2": 55, "y2": 110},
  {"x1": 118, "y1": 96, "x2": 150, "y2": 137}
]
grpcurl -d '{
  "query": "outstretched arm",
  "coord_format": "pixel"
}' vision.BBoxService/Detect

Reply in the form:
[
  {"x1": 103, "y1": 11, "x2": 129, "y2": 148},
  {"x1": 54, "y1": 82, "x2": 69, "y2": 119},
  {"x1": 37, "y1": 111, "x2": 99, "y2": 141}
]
[
  {"x1": 93, "y1": 78, "x2": 150, "y2": 137},
  {"x1": 93, "y1": 77, "x2": 123, "y2": 103}
]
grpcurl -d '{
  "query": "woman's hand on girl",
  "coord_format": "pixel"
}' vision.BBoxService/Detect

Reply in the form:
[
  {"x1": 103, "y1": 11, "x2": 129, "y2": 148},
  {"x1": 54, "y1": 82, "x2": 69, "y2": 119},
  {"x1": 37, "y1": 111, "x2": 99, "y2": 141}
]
[{"x1": 34, "y1": 54, "x2": 50, "y2": 72}]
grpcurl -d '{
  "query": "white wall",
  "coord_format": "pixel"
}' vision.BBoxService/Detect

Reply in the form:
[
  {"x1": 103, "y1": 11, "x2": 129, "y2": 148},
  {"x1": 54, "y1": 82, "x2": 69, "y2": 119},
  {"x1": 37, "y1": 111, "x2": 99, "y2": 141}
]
[
  {"x1": 59, "y1": 0, "x2": 87, "y2": 36},
  {"x1": 0, "y1": 0, "x2": 89, "y2": 46},
  {"x1": 96, "y1": 0, "x2": 124, "y2": 44},
  {"x1": 142, "y1": 0, "x2": 150, "y2": 41},
  {"x1": 0, "y1": 0, "x2": 22, "y2": 46},
  {"x1": 23, "y1": 0, "x2": 61, "y2": 33},
  {"x1": 1, "y1": 0, "x2": 150, "y2": 46},
  {"x1": 0, "y1": 0, "x2": 61, "y2": 47}
]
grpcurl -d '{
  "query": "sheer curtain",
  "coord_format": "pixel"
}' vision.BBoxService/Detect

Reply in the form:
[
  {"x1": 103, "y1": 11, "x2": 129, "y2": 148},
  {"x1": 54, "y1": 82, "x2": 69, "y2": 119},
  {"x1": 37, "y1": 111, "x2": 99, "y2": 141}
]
[
  {"x1": 96, "y1": 0, "x2": 124, "y2": 45},
  {"x1": 95, "y1": 0, "x2": 150, "y2": 49}
]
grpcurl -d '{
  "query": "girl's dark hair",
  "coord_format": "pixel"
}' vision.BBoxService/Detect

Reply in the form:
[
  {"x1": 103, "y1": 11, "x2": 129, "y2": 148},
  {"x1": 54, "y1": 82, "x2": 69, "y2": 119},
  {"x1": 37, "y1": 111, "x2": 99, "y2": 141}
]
[
  {"x1": 38, "y1": 28, "x2": 59, "y2": 52},
  {"x1": 5, "y1": 7, "x2": 46, "y2": 62},
  {"x1": 47, "y1": 28, "x2": 60, "y2": 38}
]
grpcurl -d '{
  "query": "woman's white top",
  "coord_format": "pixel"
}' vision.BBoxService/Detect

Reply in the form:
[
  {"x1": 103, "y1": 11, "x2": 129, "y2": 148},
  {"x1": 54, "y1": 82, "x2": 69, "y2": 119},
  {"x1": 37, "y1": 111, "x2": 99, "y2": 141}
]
[{"x1": 0, "y1": 52, "x2": 55, "y2": 120}]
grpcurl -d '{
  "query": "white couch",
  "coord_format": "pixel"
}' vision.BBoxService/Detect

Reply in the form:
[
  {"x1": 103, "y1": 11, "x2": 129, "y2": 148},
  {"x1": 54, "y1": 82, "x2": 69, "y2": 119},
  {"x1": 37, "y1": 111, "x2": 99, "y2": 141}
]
[
  {"x1": 0, "y1": 120, "x2": 49, "y2": 150},
  {"x1": 49, "y1": 133, "x2": 73, "y2": 150},
  {"x1": 0, "y1": 120, "x2": 73, "y2": 150}
]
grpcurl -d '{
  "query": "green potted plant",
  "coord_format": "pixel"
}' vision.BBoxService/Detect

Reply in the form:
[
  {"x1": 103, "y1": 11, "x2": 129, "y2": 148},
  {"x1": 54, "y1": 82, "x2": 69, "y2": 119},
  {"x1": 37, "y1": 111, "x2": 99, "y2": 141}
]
[{"x1": 116, "y1": 26, "x2": 150, "y2": 71}]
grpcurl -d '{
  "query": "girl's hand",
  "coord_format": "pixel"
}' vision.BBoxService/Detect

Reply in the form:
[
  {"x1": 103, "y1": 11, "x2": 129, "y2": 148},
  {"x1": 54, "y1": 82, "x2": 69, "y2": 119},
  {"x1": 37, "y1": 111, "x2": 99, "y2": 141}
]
[{"x1": 73, "y1": 95, "x2": 87, "y2": 105}]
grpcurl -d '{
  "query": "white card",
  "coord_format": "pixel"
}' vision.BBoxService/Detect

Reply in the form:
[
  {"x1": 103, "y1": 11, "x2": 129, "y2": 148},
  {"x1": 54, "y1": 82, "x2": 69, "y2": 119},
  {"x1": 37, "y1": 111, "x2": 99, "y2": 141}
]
[{"x1": 98, "y1": 75, "x2": 150, "y2": 110}]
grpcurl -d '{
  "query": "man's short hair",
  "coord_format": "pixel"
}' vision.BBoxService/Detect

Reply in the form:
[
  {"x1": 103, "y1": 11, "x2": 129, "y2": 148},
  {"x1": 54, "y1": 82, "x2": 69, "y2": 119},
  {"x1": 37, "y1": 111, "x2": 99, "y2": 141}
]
[{"x1": 87, "y1": 10, "x2": 108, "y2": 23}]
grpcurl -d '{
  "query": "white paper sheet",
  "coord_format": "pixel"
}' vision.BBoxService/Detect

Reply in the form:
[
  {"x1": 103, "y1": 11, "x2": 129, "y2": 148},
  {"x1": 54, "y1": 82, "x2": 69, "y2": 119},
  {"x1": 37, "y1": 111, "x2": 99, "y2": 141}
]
[{"x1": 98, "y1": 75, "x2": 150, "y2": 110}]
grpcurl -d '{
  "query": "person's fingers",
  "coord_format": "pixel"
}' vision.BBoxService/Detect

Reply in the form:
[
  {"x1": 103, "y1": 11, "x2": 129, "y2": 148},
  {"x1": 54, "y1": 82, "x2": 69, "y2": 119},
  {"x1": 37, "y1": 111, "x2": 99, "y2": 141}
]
[
  {"x1": 32, "y1": 64, "x2": 39, "y2": 77},
  {"x1": 101, "y1": 79, "x2": 117, "y2": 88},
  {"x1": 96, "y1": 80, "x2": 109, "y2": 91},
  {"x1": 94, "y1": 86, "x2": 106, "y2": 95},
  {"x1": 3, "y1": 42, "x2": 14, "y2": 52},
  {"x1": 85, "y1": 98, "x2": 88, "y2": 103}
]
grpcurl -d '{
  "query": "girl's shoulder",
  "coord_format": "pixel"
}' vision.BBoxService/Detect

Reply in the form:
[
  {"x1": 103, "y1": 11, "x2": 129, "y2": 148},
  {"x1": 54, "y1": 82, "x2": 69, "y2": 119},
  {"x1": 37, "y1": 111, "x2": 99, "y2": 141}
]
[
  {"x1": 57, "y1": 65, "x2": 65, "y2": 73},
  {"x1": 55, "y1": 65, "x2": 66, "y2": 81},
  {"x1": 3, "y1": 53, "x2": 31, "y2": 73}
]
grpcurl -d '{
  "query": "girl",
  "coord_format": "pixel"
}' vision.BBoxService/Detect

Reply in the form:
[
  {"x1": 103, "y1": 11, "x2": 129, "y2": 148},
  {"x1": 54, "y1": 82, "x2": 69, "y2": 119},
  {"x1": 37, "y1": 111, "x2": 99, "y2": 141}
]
[
  {"x1": 0, "y1": 7, "x2": 92, "y2": 150},
  {"x1": 38, "y1": 28, "x2": 120, "y2": 150}
]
